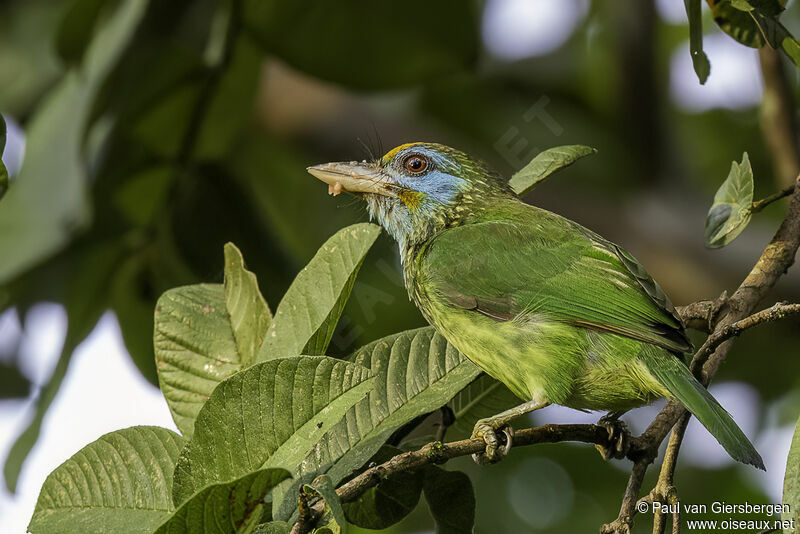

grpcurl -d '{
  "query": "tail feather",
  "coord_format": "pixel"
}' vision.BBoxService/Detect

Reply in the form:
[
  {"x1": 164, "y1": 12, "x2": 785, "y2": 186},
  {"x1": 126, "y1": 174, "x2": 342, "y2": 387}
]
[{"x1": 641, "y1": 351, "x2": 765, "y2": 470}]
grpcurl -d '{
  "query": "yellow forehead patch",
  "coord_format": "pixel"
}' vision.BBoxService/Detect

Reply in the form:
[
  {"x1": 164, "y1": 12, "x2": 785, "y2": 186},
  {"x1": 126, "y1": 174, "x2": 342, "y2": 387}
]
[{"x1": 381, "y1": 142, "x2": 425, "y2": 165}]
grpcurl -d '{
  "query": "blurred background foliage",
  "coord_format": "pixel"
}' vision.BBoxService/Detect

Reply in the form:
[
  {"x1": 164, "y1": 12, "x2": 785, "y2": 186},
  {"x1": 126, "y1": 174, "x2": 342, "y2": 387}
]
[{"x1": 1, "y1": 0, "x2": 799, "y2": 532}]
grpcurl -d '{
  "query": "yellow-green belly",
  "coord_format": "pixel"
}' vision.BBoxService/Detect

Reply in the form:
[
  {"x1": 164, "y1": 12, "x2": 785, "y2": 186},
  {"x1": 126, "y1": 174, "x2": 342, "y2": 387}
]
[{"x1": 426, "y1": 302, "x2": 671, "y2": 412}]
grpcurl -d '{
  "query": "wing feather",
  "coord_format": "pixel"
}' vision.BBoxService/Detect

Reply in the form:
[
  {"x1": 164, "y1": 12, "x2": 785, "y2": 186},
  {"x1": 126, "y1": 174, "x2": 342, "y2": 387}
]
[{"x1": 420, "y1": 205, "x2": 692, "y2": 353}]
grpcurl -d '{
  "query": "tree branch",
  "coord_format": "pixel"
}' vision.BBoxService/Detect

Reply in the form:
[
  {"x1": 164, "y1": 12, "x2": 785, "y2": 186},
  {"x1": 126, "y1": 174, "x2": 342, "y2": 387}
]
[
  {"x1": 290, "y1": 424, "x2": 615, "y2": 534},
  {"x1": 603, "y1": 174, "x2": 800, "y2": 533}
]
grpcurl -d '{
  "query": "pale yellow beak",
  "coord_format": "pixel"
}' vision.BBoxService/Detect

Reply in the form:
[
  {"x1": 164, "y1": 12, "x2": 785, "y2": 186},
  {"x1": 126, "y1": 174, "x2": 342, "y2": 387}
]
[{"x1": 307, "y1": 161, "x2": 398, "y2": 197}]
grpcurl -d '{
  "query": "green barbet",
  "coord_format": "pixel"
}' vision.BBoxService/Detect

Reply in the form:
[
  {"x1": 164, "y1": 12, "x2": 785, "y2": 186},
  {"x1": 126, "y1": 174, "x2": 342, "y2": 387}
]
[{"x1": 308, "y1": 142, "x2": 763, "y2": 469}]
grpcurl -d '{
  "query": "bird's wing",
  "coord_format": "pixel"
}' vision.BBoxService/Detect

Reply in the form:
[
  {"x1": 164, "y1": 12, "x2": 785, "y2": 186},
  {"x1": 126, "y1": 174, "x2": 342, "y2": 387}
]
[{"x1": 419, "y1": 208, "x2": 692, "y2": 354}]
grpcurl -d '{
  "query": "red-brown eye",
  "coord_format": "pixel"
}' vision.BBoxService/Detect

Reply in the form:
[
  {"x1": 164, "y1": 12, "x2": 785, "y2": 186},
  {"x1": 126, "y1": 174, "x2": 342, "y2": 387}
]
[{"x1": 404, "y1": 155, "x2": 428, "y2": 174}]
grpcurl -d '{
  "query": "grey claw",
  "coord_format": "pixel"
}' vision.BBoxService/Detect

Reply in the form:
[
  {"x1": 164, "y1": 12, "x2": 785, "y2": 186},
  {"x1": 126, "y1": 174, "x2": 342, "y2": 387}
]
[{"x1": 500, "y1": 426, "x2": 514, "y2": 456}]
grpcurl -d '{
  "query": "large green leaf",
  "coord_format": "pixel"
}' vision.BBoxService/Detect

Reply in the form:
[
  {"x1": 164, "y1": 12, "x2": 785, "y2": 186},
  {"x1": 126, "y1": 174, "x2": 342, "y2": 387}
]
[
  {"x1": 783, "y1": 414, "x2": 800, "y2": 531},
  {"x1": 257, "y1": 223, "x2": 380, "y2": 362},
  {"x1": 154, "y1": 243, "x2": 271, "y2": 438},
  {"x1": 172, "y1": 356, "x2": 374, "y2": 506},
  {"x1": 685, "y1": 0, "x2": 711, "y2": 84},
  {"x1": 509, "y1": 145, "x2": 596, "y2": 196},
  {"x1": 0, "y1": 0, "x2": 147, "y2": 284},
  {"x1": 422, "y1": 468, "x2": 475, "y2": 534},
  {"x1": 28, "y1": 427, "x2": 185, "y2": 534},
  {"x1": 704, "y1": 152, "x2": 754, "y2": 248},
  {"x1": 153, "y1": 468, "x2": 291, "y2": 534},
  {"x1": 446, "y1": 374, "x2": 520, "y2": 440},
  {"x1": 242, "y1": 0, "x2": 479, "y2": 90},
  {"x1": 273, "y1": 328, "x2": 480, "y2": 520}
]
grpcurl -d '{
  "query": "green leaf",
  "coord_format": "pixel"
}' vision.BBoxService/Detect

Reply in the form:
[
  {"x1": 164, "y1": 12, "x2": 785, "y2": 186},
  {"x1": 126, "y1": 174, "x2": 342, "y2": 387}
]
[
  {"x1": 306, "y1": 475, "x2": 345, "y2": 530},
  {"x1": 154, "y1": 243, "x2": 271, "y2": 438},
  {"x1": 710, "y1": 0, "x2": 800, "y2": 66},
  {"x1": 54, "y1": 0, "x2": 107, "y2": 65},
  {"x1": 258, "y1": 223, "x2": 380, "y2": 361},
  {"x1": 0, "y1": 361, "x2": 30, "y2": 399},
  {"x1": 685, "y1": 0, "x2": 711, "y2": 84},
  {"x1": 5, "y1": 240, "x2": 124, "y2": 492},
  {"x1": 242, "y1": 0, "x2": 479, "y2": 90},
  {"x1": 343, "y1": 446, "x2": 423, "y2": 529},
  {"x1": 784, "y1": 414, "x2": 800, "y2": 531},
  {"x1": 0, "y1": 159, "x2": 7, "y2": 203},
  {"x1": 194, "y1": 35, "x2": 262, "y2": 161},
  {"x1": 273, "y1": 328, "x2": 480, "y2": 520},
  {"x1": 704, "y1": 152, "x2": 754, "y2": 248},
  {"x1": 509, "y1": 145, "x2": 597, "y2": 196},
  {"x1": 112, "y1": 166, "x2": 173, "y2": 227},
  {"x1": 28, "y1": 427, "x2": 185, "y2": 534},
  {"x1": 0, "y1": 0, "x2": 147, "y2": 284},
  {"x1": 224, "y1": 242, "x2": 272, "y2": 363},
  {"x1": 446, "y1": 374, "x2": 520, "y2": 440},
  {"x1": 422, "y1": 468, "x2": 475, "y2": 534},
  {"x1": 110, "y1": 255, "x2": 158, "y2": 385},
  {"x1": 153, "y1": 468, "x2": 291, "y2": 534},
  {"x1": 252, "y1": 522, "x2": 291, "y2": 534},
  {"x1": 172, "y1": 356, "x2": 374, "y2": 506}
]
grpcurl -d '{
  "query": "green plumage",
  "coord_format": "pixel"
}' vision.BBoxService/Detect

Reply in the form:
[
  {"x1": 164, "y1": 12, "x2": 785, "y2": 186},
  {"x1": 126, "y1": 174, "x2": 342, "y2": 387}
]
[{"x1": 309, "y1": 142, "x2": 764, "y2": 469}]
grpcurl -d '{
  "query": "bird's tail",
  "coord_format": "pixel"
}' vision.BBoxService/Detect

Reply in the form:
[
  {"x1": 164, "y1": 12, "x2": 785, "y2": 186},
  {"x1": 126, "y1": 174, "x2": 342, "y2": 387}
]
[{"x1": 641, "y1": 350, "x2": 765, "y2": 470}]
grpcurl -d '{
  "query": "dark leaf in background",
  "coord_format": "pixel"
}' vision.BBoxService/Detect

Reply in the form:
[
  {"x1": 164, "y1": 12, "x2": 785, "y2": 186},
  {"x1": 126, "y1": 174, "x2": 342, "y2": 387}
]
[
  {"x1": 0, "y1": 362, "x2": 30, "y2": 400},
  {"x1": 242, "y1": 0, "x2": 479, "y2": 89},
  {"x1": 54, "y1": 0, "x2": 108, "y2": 66},
  {"x1": 110, "y1": 255, "x2": 160, "y2": 385},
  {"x1": 685, "y1": 0, "x2": 711, "y2": 84},
  {"x1": 306, "y1": 475, "x2": 345, "y2": 531},
  {"x1": 4, "y1": 239, "x2": 125, "y2": 492},
  {"x1": 446, "y1": 374, "x2": 520, "y2": 441},
  {"x1": 343, "y1": 446, "x2": 423, "y2": 530},
  {"x1": 0, "y1": 0, "x2": 147, "y2": 285},
  {"x1": 422, "y1": 467, "x2": 475, "y2": 534},
  {"x1": 709, "y1": 0, "x2": 800, "y2": 65}
]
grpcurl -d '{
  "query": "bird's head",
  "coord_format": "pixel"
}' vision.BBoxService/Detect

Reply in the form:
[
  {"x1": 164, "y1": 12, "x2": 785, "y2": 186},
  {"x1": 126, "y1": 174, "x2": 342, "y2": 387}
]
[{"x1": 308, "y1": 142, "x2": 512, "y2": 250}]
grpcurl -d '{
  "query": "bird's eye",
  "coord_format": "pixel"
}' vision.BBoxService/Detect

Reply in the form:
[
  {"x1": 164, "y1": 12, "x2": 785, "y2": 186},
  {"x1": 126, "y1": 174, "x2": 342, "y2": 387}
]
[{"x1": 403, "y1": 155, "x2": 428, "y2": 174}]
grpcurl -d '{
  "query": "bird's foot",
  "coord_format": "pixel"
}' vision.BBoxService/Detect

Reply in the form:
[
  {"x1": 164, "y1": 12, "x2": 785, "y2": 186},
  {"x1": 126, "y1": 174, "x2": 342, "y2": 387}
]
[
  {"x1": 595, "y1": 415, "x2": 630, "y2": 460},
  {"x1": 471, "y1": 419, "x2": 514, "y2": 465}
]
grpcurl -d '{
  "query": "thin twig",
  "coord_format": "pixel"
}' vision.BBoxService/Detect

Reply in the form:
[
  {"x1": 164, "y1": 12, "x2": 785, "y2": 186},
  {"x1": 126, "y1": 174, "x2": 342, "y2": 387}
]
[
  {"x1": 693, "y1": 302, "x2": 800, "y2": 375},
  {"x1": 751, "y1": 185, "x2": 795, "y2": 213}
]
